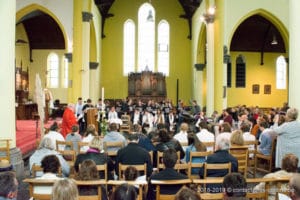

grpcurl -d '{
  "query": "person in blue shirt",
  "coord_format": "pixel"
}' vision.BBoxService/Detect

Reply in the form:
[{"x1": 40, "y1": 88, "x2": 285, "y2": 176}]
[{"x1": 185, "y1": 133, "x2": 207, "y2": 175}]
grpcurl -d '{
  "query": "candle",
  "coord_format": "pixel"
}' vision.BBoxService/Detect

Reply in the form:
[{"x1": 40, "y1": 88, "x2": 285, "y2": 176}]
[{"x1": 101, "y1": 87, "x2": 104, "y2": 112}]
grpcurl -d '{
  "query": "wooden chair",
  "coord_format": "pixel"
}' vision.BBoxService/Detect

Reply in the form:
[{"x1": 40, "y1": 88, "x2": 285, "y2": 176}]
[
  {"x1": 254, "y1": 138, "x2": 277, "y2": 177},
  {"x1": 157, "y1": 151, "x2": 181, "y2": 171},
  {"x1": 193, "y1": 178, "x2": 224, "y2": 194},
  {"x1": 23, "y1": 178, "x2": 57, "y2": 200},
  {"x1": 149, "y1": 151, "x2": 153, "y2": 165},
  {"x1": 59, "y1": 149, "x2": 76, "y2": 177},
  {"x1": 74, "y1": 179, "x2": 107, "y2": 200},
  {"x1": 229, "y1": 145, "x2": 249, "y2": 177},
  {"x1": 56, "y1": 140, "x2": 74, "y2": 152},
  {"x1": 0, "y1": 139, "x2": 11, "y2": 161},
  {"x1": 119, "y1": 124, "x2": 131, "y2": 133},
  {"x1": 118, "y1": 163, "x2": 147, "y2": 180},
  {"x1": 77, "y1": 141, "x2": 89, "y2": 154},
  {"x1": 202, "y1": 141, "x2": 215, "y2": 152},
  {"x1": 203, "y1": 162, "x2": 232, "y2": 179},
  {"x1": 96, "y1": 164, "x2": 108, "y2": 181},
  {"x1": 31, "y1": 164, "x2": 62, "y2": 178},
  {"x1": 188, "y1": 151, "x2": 213, "y2": 179},
  {"x1": 274, "y1": 176, "x2": 291, "y2": 200},
  {"x1": 174, "y1": 163, "x2": 190, "y2": 176},
  {"x1": 246, "y1": 177, "x2": 274, "y2": 200},
  {"x1": 103, "y1": 141, "x2": 124, "y2": 156},
  {"x1": 107, "y1": 180, "x2": 148, "y2": 200},
  {"x1": 151, "y1": 179, "x2": 192, "y2": 200},
  {"x1": 244, "y1": 140, "x2": 258, "y2": 175}
]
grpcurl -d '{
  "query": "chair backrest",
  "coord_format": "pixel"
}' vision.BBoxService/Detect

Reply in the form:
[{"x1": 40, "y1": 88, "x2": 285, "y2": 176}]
[
  {"x1": 151, "y1": 179, "x2": 192, "y2": 200},
  {"x1": 189, "y1": 151, "x2": 213, "y2": 179},
  {"x1": 77, "y1": 141, "x2": 90, "y2": 154},
  {"x1": 193, "y1": 178, "x2": 224, "y2": 200},
  {"x1": 118, "y1": 163, "x2": 147, "y2": 180},
  {"x1": 103, "y1": 141, "x2": 124, "y2": 156},
  {"x1": 243, "y1": 140, "x2": 258, "y2": 158},
  {"x1": 202, "y1": 141, "x2": 215, "y2": 152},
  {"x1": 23, "y1": 178, "x2": 57, "y2": 200},
  {"x1": 56, "y1": 140, "x2": 74, "y2": 152},
  {"x1": 157, "y1": 151, "x2": 181, "y2": 171},
  {"x1": 74, "y1": 179, "x2": 106, "y2": 200},
  {"x1": 255, "y1": 138, "x2": 277, "y2": 175},
  {"x1": 229, "y1": 146, "x2": 249, "y2": 177},
  {"x1": 0, "y1": 139, "x2": 11, "y2": 161},
  {"x1": 96, "y1": 164, "x2": 108, "y2": 181},
  {"x1": 107, "y1": 180, "x2": 148, "y2": 200},
  {"x1": 31, "y1": 164, "x2": 62, "y2": 178},
  {"x1": 246, "y1": 177, "x2": 275, "y2": 200},
  {"x1": 149, "y1": 151, "x2": 153, "y2": 165},
  {"x1": 203, "y1": 162, "x2": 232, "y2": 179}
]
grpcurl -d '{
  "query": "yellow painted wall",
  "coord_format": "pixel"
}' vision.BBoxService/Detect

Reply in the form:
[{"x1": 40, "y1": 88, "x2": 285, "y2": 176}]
[
  {"x1": 101, "y1": 0, "x2": 192, "y2": 103},
  {"x1": 15, "y1": 24, "x2": 30, "y2": 71},
  {"x1": 29, "y1": 50, "x2": 68, "y2": 103},
  {"x1": 227, "y1": 52, "x2": 288, "y2": 107}
]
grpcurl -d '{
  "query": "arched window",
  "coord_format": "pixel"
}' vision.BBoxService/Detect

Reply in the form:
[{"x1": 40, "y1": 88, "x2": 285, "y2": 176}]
[
  {"x1": 123, "y1": 20, "x2": 135, "y2": 75},
  {"x1": 235, "y1": 55, "x2": 246, "y2": 88},
  {"x1": 63, "y1": 58, "x2": 68, "y2": 88},
  {"x1": 157, "y1": 20, "x2": 170, "y2": 76},
  {"x1": 47, "y1": 53, "x2": 59, "y2": 88},
  {"x1": 138, "y1": 3, "x2": 155, "y2": 72},
  {"x1": 276, "y1": 55, "x2": 287, "y2": 89}
]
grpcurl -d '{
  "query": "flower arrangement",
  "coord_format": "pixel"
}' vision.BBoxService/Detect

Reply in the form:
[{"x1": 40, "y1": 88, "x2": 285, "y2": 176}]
[{"x1": 98, "y1": 111, "x2": 108, "y2": 136}]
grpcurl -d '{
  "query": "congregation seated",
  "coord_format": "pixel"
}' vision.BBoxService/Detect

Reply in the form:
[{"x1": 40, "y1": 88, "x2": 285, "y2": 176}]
[
  {"x1": 0, "y1": 171, "x2": 18, "y2": 200},
  {"x1": 43, "y1": 122, "x2": 65, "y2": 151},
  {"x1": 74, "y1": 136, "x2": 114, "y2": 180},
  {"x1": 75, "y1": 159, "x2": 107, "y2": 200},
  {"x1": 147, "y1": 149, "x2": 188, "y2": 200},
  {"x1": 103, "y1": 123, "x2": 127, "y2": 152},
  {"x1": 254, "y1": 153, "x2": 299, "y2": 200},
  {"x1": 110, "y1": 183, "x2": 137, "y2": 200},
  {"x1": 174, "y1": 186, "x2": 200, "y2": 200},
  {"x1": 199, "y1": 137, "x2": 238, "y2": 179},
  {"x1": 155, "y1": 129, "x2": 185, "y2": 160},
  {"x1": 81, "y1": 124, "x2": 98, "y2": 152},
  {"x1": 230, "y1": 130, "x2": 245, "y2": 146},
  {"x1": 257, "y1": 121, "x2": 273, "y2": 155},
  {"x1": 65, "y1": 124, "x2": 82, "y2": 151},
  {"x1": 115, "y1": 133, "x2": 153, "y2": 178},
  {"x1": 196, "y1": 121, "x2": 215, "y2": 152},
  {"x1": 223, "y1": 173, "x2": 247, "y2": 200},
  {"x1": 185, "y1": 133, "x2": 207, "y2": 175},
  {"x1": 51, "y1": 178, "x2": 79, "y2": 200},
  {"x1": 33, "y1": 155, "x2": 62, "y2": 195},
  {"x1": 29, "y1": 137, "x2": 70, "y2": 177}
]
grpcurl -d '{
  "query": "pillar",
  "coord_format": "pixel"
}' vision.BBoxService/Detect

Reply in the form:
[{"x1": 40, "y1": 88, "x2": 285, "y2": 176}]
[
  {"x1": 206, "y1": 18, "x2": 214, "y2": 117},
  {"x1": 289, "y1": 0, "x2": 300, "y2": 110},
  {"x1": 0, "y1": 0, "x2": 24, "y2": 178},
  {"x1": 81, "y1": 12, "x2": 93, "y2": 100}
]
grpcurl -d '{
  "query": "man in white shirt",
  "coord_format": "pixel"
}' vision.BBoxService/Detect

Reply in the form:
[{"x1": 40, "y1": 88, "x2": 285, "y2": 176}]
[
  {"x1": 75, "y1": 97, "x2": 84, "y2": 135},
  {"x1": 44, "y1": 122, "x2": 65, "y2": 151},
  {"x1": 196, "y1": 121, "x2": 215, "y2": 151},
  {"x1": 240, "y1": 122, "x2": 256, "y2": 158},
  {"x1": 173, "y1": 123, "x2": 189, "y2": 144}
]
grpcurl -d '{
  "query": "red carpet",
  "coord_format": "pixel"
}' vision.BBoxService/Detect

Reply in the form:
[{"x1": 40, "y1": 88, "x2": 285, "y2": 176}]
[{"x1": 16, "y1": 119, "x2": 61, "y2": 157}]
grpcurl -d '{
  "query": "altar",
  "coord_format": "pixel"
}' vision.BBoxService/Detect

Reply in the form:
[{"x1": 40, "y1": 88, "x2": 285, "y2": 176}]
[{"x1": 128, "y1": 71, "x2": 166, "y2": 102}]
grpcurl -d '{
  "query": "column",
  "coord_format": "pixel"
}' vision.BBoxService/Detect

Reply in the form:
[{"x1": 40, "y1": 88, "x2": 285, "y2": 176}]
[
  {"x1": 206, "y1": 21, "x2": 214, "y2": 117},
  {"x1": 81, "y1": 12, "x2": 93, "y2": 100},
  {"x1": 0, "y1": 0, "x2": 24, "y2": 178},
  {"x1": 289, "y1": 0, "x2": 300, "y2": 109}
]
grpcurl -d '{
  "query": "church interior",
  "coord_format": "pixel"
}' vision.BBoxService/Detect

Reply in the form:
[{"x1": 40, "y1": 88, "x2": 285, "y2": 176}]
[{"x1": 1, "y1": 0, "x2": 300, "y2": 199}]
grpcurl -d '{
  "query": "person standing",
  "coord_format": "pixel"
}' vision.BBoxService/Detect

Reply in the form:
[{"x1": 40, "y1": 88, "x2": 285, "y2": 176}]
[
  {"x1": 61, "y1": 103, "x2": 78, "y2": 138},
  {"x1": 75, "y1": 97, "x2": 84, "y2": 135},
  {"x1": 273, "y1": 108, "x2": 300, "y2": 168}
]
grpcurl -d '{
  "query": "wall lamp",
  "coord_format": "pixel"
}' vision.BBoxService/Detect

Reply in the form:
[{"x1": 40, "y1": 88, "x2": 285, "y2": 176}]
[{"x1": 200, "y1": 6, "x2": 216, "y2": 23}]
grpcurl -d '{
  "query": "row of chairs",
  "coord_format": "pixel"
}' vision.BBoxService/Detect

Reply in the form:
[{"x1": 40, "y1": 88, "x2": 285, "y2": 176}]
[{"x1": 23, "y1": 176, "x2": 291, "y2": 200}]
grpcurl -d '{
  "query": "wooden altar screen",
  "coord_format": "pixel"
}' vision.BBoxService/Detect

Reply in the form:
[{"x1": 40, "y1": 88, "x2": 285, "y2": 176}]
[{"x1": 128, "y1": 71, "x2": 166, "y2": 102}]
